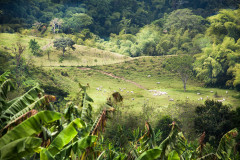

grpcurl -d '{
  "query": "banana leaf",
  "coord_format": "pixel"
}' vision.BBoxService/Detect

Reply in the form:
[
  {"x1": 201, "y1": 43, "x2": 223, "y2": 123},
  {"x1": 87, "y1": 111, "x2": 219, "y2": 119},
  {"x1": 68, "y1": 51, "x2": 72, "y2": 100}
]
[
  {"x1": 168, "y1": 150, "x2": 180, "y2": 160},
  {"x1": 159, "y1": 123, "x2": 185, "y2": 159},
  {"x1": 54, "y1": 135, "x2": 97, "y2": 159},
  {"x1": 0, "y1": 137, "x2": 42, "y2": 160},
  {"x1": 137, "y1": 148, "x2": 162, "y2": 160},
  {"x1": 8, "y1": 95, "x2": 54, "y2": 124},
  {"x1": 0, "y1": 111, "x2": 61, "y2": 148},
  {"x1": 47, "y1": 118, "x2": 86, "y2": 156},
  {"x1": 0, "y1": 72, "x2": 10, "y2": 83},
  {"x1": 0, "y1": 79, "x2": 14, "y2": 100},
  {"x1": 216, "y1": 128, "x2": 238, "y2": 159},
  {"x1": 40, "y1": 148, "x2": 54, "y2": 160},
  {"x1": 0, "y1": 85, "x2": 43, "y2": 128},
  {"x1": 0, "y1": 80, "x2": 14, "y2": 113},
  {"x1": 138, "y1": 122, "x2": 184, "y2": 160}
]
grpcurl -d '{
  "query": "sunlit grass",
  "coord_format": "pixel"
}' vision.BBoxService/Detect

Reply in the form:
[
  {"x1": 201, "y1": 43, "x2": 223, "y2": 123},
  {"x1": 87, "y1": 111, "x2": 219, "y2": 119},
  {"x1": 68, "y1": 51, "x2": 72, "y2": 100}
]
[
  {"x1": 0, "y1": 33, "x2": 131, "y2": 67},
  {"x1": 49, "y1": 56, "x2": 240, "y2": 115}
]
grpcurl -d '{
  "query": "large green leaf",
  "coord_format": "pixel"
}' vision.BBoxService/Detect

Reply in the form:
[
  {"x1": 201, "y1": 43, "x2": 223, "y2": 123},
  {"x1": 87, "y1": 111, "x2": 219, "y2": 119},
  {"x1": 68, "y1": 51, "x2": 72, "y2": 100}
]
[
  {"x1": 158, "y1": 123, "x2": 183, "y2": 158},
  {"x1": 0, "y1": 72, "x2": 10, "y2": 84},
  {"x1": 216, "y1": 128, "x2": 238, "y2": 160},
  {"x1": 0, "y1": 137, "x2": 42, "y2": 160},
  {"x1": 137, "y1": 148, "x2": 162, "y2": 160},
  {"x1": 54, "y1": 135, "x2": 97, "y2": 159},
  {"x1": 7, "y1": 96, "x2": 51, "y2": 124},
  {"x1": 168, "y1": 150, "x2": 180, "y2": 160},
  {"x1": 0, "y1": 79, "x2": 14, "y2": 114},
  {"x1": 0, "y1": 111, "x2": 61, "y2": 148},
  {"x1": 0, "y1": 85, "x2": 43, "y2": 128},
  {"x1": 0, "y1": 79, "x2": 14, "y2": 100},
  {"x1": 47, "y1": 118, "x2": 86, "y2": 156}
]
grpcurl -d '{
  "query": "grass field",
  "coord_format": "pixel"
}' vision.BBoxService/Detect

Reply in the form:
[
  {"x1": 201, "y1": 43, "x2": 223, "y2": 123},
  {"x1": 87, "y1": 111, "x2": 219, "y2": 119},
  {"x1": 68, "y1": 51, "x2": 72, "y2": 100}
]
[
  {"x1": 1, "y1": 33, "x2": 240, "y2": 118},
  {"x1": 47, "y1": 56, "x2": 240, "y2": 114},
  {"x1": 0, "y1": 33, "x2": 131, "y2": 67}
]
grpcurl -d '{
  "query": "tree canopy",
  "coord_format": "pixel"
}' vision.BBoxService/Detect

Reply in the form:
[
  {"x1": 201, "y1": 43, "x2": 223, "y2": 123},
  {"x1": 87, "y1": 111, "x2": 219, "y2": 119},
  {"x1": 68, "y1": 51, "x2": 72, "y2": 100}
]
[{"x1": 53, "y1": 37, "x2": 75, "y2": 56}]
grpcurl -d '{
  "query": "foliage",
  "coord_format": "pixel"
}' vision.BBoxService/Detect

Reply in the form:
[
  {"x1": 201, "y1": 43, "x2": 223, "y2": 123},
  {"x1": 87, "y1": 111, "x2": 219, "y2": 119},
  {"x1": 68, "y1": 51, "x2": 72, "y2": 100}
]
[
  {"x1": 154, "y1": 116, "x2": 177, "y2": 143},
  {"x1": 0, "y1": 137, "x2": 42, "y2": 160},
  {"x1": 53, "y1": 37, "x2": 75, "y2": 56},
  {"x1": 29, "y1": 39, "x2": 41, "y2": 56},
  {"x1": 194, "y1": 36, "x2": 240, "y2": 87},
  {"x1": 63, "y1": 13, "x2": 93, "y2": 33},
  {"x1": 0, "y1": 85, "x2": 43, "y2": 129},
  {"x1": 163, "y1": 55, "x2": 194, "y2": 92},
  {"x1": 164, "y1": 9, "x2": 205, "y2": 34},
  {"x1": 0, "y1": 75, "x2": 239, "y2": 159},
  {"x1": 194, "y1": 100, "x2": 233, "y2": 146}
]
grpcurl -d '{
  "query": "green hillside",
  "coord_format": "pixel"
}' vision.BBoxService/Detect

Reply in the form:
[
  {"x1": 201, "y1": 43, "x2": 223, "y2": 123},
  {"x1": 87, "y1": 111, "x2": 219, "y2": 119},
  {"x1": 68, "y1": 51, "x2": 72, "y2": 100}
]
[{"x1": 1, "y1": 0, "x2": 240, "y2": 159}]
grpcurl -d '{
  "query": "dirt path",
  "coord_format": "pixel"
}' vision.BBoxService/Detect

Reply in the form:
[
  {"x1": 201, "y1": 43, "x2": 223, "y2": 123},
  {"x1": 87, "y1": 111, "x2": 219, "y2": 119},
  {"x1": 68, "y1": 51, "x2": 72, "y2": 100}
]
[{"x1": 78, "y1": 67, "x2": 147, "y2": 90}]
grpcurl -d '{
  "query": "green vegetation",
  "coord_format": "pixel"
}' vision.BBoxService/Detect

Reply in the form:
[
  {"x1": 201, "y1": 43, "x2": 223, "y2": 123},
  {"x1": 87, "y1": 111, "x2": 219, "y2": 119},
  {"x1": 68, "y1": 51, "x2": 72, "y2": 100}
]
[
  {"x1": 1, "y1": 0, "x2": 240, "y2": 159},
  {"x1": 53, "y1": 37, "x2": 75, "y2": 56},
  {"x1": 29, "y1": 39, "x2": 41, "y2": 56}
]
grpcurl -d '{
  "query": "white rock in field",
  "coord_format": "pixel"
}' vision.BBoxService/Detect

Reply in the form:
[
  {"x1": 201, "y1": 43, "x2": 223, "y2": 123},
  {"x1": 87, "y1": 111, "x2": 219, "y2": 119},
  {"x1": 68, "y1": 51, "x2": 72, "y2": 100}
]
[
  {"x1": 226, "y1": 91, "x2": 228, "y2": 94},
  {"x1": 217, "y1": 100, "x2": 224, "y2": 102},
  {"x1": 147, "y1": 75, "x2": 151, "y2": 78},
  {"x1": 200, "y1": 97, "x2": 203, "y2": 100},
  {"x1": 197, "y1": 93, "x2": 201, "y2": 95},
  {"x1": 132, "y1": 98, "x2": 135, "y2": 100},
  {"x1": 210, "y1": 91, "x2": 214, "y2": 93},
  {"x1": 186, "y1": 97, "x2": 189, "y2": 99},
  {"x1": 169, "y1": 98, "x2": 174, "y2": 101},
  {"x1": 156, "y1": 82, "x2": 160, "y2": 84},
  {"x1": 131, "y1": 91, "x2": 134, "y2": 93}
]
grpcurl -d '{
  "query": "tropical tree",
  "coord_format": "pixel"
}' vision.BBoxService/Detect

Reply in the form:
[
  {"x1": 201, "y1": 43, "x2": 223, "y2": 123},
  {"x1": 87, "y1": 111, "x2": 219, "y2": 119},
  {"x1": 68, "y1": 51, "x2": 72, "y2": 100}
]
[
  {"x1": 50, "y1": 18, "x2": 63, "y2": 34},
  {"x1": 194, "y1": 99, "x2": 234, "y2": 146},
  {"x1": 164, "y1": 55, "x2": 194, "y2": 92},
  {"x1": 53, "y1": 37, "x2": 75, "y2": 56},
  {"x1": 63, "y1": 13, "x2": 93, "y2": 33},
  {"x1": 206, "y1": 8, "x2": 240, "y2": 43},
  {"x1": 164, "y1": 9, "x2": 205, "y2": 35},
  {"x1": 29, "y1": 39, "x2": 41, "y2": 56}
]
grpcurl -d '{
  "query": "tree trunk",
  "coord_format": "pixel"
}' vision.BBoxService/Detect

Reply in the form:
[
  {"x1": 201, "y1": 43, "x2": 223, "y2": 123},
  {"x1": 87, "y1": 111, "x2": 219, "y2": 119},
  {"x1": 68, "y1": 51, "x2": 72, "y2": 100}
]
[
  {"x1": 183, "y1": 81, "x2": 186, "y2": 92},
  {"x1": 62, "y1": 48, "x2": 65, "y2": 56},
  {"x1": 53, "y1": 24, "x2": 55, "y2": 34}
]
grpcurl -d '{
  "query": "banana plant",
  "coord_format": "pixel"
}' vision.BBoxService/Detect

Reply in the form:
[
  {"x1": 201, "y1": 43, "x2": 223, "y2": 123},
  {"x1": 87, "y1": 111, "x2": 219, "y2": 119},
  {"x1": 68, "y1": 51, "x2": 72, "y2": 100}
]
[
  {"x1": 79, "y1": 83, "x2": 94, "y2": 124},
  {"x1": 0, "y1": 137, "x2": 42, "y2": 160},
  {"x1": 138, "y1": 124, "x2": 238, "y2": 160},
  {"x1": 138, "y1": 122, "x2": 186, "y2": 160},
  {"x1": 0, "y1": 84, "x2": 43, "y2": 129},
  {"x1": 40, "y1": 118, "x2": 98, "y2": 160},
  {"x1": 197, "y1": 128, "x2": 238, "y2": 160},
  {"x1": 0, "y1": 79, "x2": 14, "y2": 114},
  {"x1": 0, "y1": 111, "x2": 61, "y2": 159},
  {"x1": 0, "y1": 111, "x2": 61, "y2": 147}
]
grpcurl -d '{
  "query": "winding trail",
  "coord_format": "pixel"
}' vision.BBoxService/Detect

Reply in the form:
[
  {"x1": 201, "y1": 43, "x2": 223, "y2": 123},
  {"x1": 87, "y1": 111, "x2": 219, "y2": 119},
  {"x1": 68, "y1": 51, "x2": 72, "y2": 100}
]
[{"x1": 78, "y1": 67, "x2": 147, "y2": 90}]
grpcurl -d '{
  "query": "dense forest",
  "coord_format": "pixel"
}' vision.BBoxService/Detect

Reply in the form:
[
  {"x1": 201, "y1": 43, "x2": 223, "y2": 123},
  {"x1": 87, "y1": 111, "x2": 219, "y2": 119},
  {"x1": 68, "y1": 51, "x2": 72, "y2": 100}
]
[{"x1": 1, "y1": 0, "x2": 240, "y2": 159}]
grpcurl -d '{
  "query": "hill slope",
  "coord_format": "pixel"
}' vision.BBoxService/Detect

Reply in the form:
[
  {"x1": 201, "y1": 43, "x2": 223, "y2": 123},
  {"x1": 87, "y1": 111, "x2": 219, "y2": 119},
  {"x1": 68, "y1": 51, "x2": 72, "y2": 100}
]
[{"x1": 0, "y1": 33, "x2": 131, "y2": 67}]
